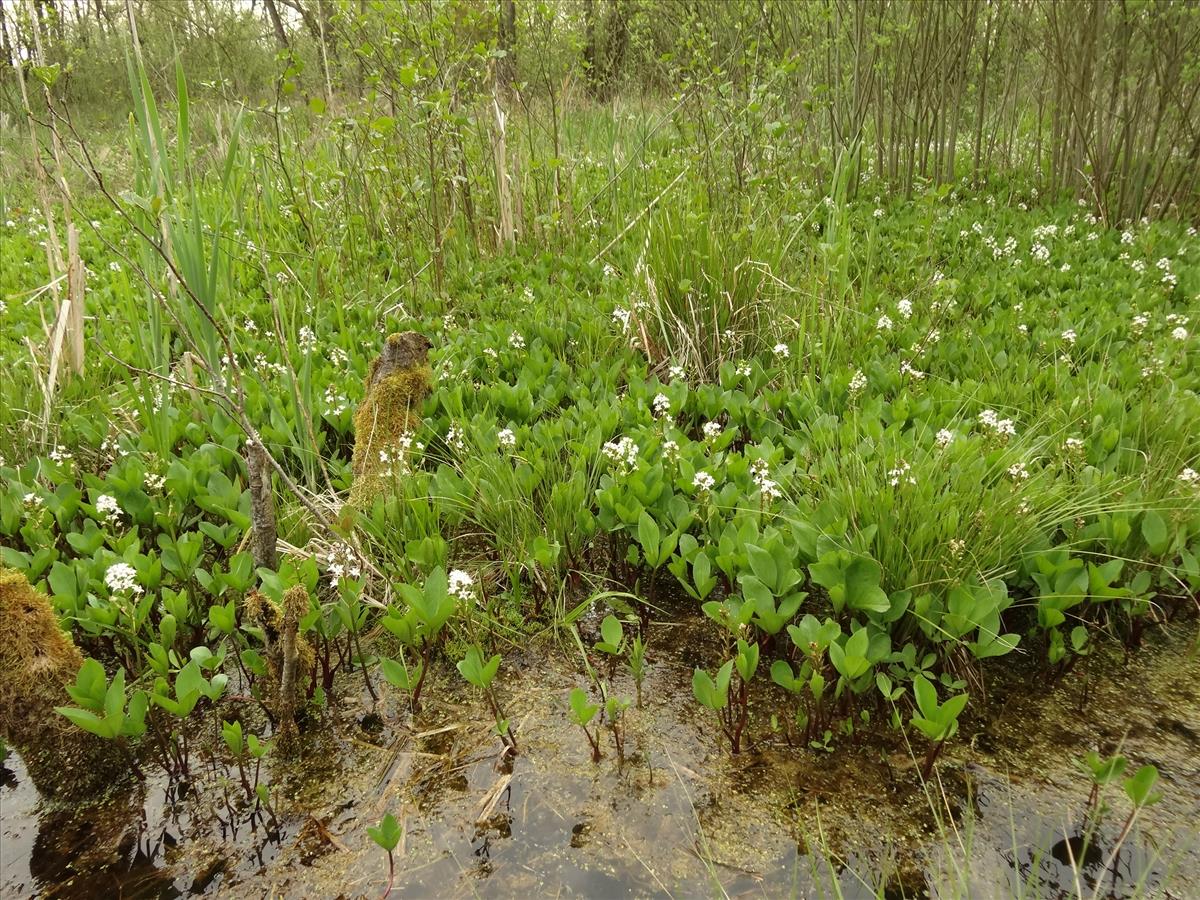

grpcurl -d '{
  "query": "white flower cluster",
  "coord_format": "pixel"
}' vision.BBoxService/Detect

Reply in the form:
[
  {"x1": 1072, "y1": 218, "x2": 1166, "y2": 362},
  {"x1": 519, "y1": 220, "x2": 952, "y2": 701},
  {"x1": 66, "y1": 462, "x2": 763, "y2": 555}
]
[
  {"x1": 1061, "y1": 329, "x2": 1077, "y2": 345},
  {"x1": 144, "y1": 472, "x2": 166, "y2": 491},
  {"x1": 447, "y1": 423, "x2": 467, "y2": 454},
  {"x1": 888, "y1": 461, "x2": 916, "y2": 487},
  {"x1": 508, "y1": 332, "x2": 526, "y2": 350},
  {"x1": 849, "y1": 369, "x2": 867, "y2": 394},
  {"x1": 978, "y1": 409, "x2": 1016, "y2": 439},
  {"x1": 773, "y1": 342, "x2": 790, "y2": 359},
  {"x1": 662, "y1": 440, "x2": 680, "y2": 462},
  {"x1": 936, "y1": 428, "x2": 954, "y2": 448},
  {"x1": 104, "y1": 562, "x2": 142, "y2": 595},
  {"x1": 324, "y1": 384, "x2": 349, "y2": 416},
  {"x1": 1063, "y1": 437, "x2": 1085, "y2": 455},
  {"x1": 1131, "y1": 312, "x2": 1150, "y2": 335},
  {"x1": 96, "y1": 494, "x2": 123, "y2": 526},
  {"x1": 298, "y1": 326, "x2": 317, "y2": 353},
  {"x1": 602, "y1": 437, "x2": 640, "y2": 474},
  {"x1": 750, "y1": 458, "x2": 781, "y2": 501},
  {"x1": 612, "y1": 307, "x2": 632, "y2": 332},
  {"x1": 449, "y1": 569, "x2": 475, "y2": 601},
  {"x1": 692, "y1": 470, "x2": 716, "y2": 494},
  {"x1": 897, "y1": 298, "x2": 913, "y2": 320},
  {"x1": 1179, "y1": 468, "x2": 1200, "y2": 487},
  {"x1": 652, "y1": 393, "x2": 672, "y2": 419},
  {"x1": 877, "y1": 314, "x2": 894, "y2": 331},
  {"x1": 1007, "y1": 461, "x2": 1030, "y2": 481},
  {"x1": 328, "y1": 542, "x2": 362, "y2": 587},
  {"x1": 984, "y1": 235, "x2": 1017, "y2": 259},
  {"x1": 900, "y1": 360, "x2": 926, "y2": 380},
  {"x1": 735, "y1": 361, "x2": 752, "y2": 378},
  {"x1": 49, "y1": 445, "x2": 72, "y2": 464},
  {"x1": 1156, "y1": 257, "x2": 1177, "y2": 289},
  {"x1": 668, "y1": 365, "x2": 686, "y2": 382},
  {"x1": 702, "y1": 420, "x2": 723, "y2": 441},
  {"x1": 497, "y1": 428, "x2": 516, "y2": 450}
]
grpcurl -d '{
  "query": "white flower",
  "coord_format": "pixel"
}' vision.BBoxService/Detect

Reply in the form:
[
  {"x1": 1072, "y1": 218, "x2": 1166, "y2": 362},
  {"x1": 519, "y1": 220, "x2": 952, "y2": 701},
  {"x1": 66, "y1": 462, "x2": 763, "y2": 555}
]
[
  {"x1": 668, "y1": 365, "x2": 686, "y2": 382},
  {"x1": 612, "y1": 307, "x2": 632, "y2": 332},
  {"x1": 750, "y1": 458, "x2": 781, "y2": 501},
  {"x1": 1179, "y1": 468, "x2": 1200, "y2": 487},
  {"x1": 662, "y1": 440, "x2": 680, "y2": 462},
  {"x1": 1171, "y1": 327, "x2": 1188, "y2": 341},
  {"x1": 104, "y1": 562, "x2": 142, "y2": 595},
  {"x1": 652, "y1": 393, "x2": 672, "y2": 419},
  {"x1": 23, "y1": 492, "x2": 43, "y2": 509},
  {"x1": 508, "y1": 332, "x2": 526, "y2": 350},
  {"x1": 1031, "y1": 242, "x2": 1050, "y2": 263},
  {"x1": 448, "y1": 569, "x2": 475, "y2": 601},
  {"x1": 497, "y1": 428, "x2": 516, "y2": 450},
  {"x1": 49, "y1": 445, "x2": 72, "y2": 463},
  {"x1": 1120, "y1": 230, "x2": 1134, "y2": 245},
  {"x1": 876, "y1": 314, "x2": 893, "y2": 331},
  {"x1": 298, "y1": 325, "x2": 317, "y2": 353},
  {"x1": 447, "y1": 423, "x2": 467, "y2": 453},
  {"x1": 1131, "y1": 312, "x2": 1150, "y2": 335},
  {"x1": 144, "y1": 472, "x2": 166, "y2": 491},
  {"x1": 1018, "y1": 324, "x2": 1029, "y2": 335},
  {"x1": 1064, "y1": 437, "x2": 1085, "y2": 454},
  {"x1": 702, "y1": 420, "x2": 723, "y2": 441},
  {"x1": 692, "y1": 470, "x2": 715, "y2": 493},
  {"x1": 772, "y1": 342, "x2": 790, "y2": 359},
  {"x1": 96, "y1": 494, "x2": 123, "y2": 525},
  {"x1": 327, "y1": 542, "x2": 362, "y2": 587},
  {"x1": 948, "y1": 538, "x2": 966, "y2": 559},
  {"x1": 1007, "y1": 462, "x2": 1030, "y2": 481},
  {"x1": 483, "y1": 346, "x2": 499, "y2": 360},
  {"x1": 900, "y1": 360, "x2": 925, "y2": 380},
  {"x1": 1061, "y1": 329, "x2": 1077, "y2": 345},
  {"x1": 978, "y1": 410, "x2": 1016, "y2": 439},
  {"x1": 897, "y1": 298, "x2": 913, "y2": 320},
  {"x1": 935, "y1": 428, "x2": 954, "y2": 448},
  {"x1": 849, "y1": 369, "x2": 868, "y2": 394},
  {"x1": 873, "y1": 208, "x2": 884, "y2": 219},
  {"x1": 602, "y1": 437, "x2": 640, "y2": 474},
  {"x1": 108, "y1": 260, "x2": 121, "y2": 273},
  {"x1": 887, "y1": 460, "x2": 916, "y2": 487},
  {"x1": 735, "y1": 362, "x2": 752, "y2": 378}
]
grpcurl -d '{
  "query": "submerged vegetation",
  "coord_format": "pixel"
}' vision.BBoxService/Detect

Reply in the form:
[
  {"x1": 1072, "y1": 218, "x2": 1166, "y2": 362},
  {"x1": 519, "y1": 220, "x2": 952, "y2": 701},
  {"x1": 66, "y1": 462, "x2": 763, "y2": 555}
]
[{"x1": 1, "y1": 0, "x2": 1198, "y2": 896}]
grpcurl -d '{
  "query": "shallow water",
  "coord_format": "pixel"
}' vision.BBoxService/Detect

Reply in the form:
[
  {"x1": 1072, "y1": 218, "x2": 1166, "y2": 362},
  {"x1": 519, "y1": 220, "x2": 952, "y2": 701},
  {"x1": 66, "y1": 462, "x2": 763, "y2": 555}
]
[{"x1": 2, "y1": 616, "x2": 1198, "y2": 898}]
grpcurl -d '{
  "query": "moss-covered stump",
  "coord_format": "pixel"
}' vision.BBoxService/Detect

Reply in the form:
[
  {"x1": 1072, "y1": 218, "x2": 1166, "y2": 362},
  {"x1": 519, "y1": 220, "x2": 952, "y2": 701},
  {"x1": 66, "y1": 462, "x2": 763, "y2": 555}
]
[
  {"x1": 0, "y1": 568, "x2": 132, "y2": 800},
  {"x1": 244, "y1": 585, "x2": 314, "y2": 753},
  {"x1": 350, "y1": 331, "x2": 432, "y2": 505}
]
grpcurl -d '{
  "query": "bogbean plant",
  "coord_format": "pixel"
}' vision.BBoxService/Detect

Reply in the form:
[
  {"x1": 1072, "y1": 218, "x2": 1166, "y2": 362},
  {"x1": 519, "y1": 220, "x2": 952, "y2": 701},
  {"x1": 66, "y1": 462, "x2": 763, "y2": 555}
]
[{"x1": 1, "y1": 59, "x2": 1198, "y2": 819}]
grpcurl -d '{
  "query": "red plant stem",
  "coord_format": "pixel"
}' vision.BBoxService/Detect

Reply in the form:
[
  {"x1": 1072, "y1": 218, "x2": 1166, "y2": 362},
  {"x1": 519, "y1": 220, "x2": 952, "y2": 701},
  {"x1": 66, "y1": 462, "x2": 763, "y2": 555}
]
[{"x1": 380, "y1": 851, "x2": 395, "y2": 900}]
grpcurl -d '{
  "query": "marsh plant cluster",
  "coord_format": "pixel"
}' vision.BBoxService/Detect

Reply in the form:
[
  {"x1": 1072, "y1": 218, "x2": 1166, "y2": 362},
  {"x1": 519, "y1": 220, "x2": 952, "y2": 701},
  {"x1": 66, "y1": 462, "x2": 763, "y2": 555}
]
[{"x1": 0, "y1": 0, "x2": 1198, "y2": 895}]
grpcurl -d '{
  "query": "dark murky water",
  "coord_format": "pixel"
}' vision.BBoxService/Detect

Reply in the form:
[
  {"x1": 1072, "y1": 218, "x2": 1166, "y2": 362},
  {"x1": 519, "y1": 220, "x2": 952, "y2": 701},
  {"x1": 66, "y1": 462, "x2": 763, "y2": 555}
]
[{"x1": 3, "y1": 617, "x2": 1198, "y2": 898}]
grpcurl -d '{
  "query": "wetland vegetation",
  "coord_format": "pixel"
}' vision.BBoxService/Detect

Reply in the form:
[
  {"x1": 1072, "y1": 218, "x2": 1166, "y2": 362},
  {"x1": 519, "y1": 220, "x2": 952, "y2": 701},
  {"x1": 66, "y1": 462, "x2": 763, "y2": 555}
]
[{"x1": 0, "y1": 1, "x2": 1198, "y2": 897}]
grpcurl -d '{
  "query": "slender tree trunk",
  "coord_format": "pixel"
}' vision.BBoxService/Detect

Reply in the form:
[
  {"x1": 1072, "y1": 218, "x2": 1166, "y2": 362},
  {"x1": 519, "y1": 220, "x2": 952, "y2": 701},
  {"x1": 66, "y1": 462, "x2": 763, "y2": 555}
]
[{"x1": 263, "y1": 0, "x2": 290, "y2": 50}]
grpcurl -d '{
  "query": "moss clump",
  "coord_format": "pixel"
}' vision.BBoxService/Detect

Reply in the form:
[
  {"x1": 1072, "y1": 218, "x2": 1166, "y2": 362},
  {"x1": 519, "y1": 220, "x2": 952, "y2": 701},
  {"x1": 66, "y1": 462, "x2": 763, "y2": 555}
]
[
  {"x1": 350, "y1": 331, "x2": 432, "y2": 505},
  {"x1": 0, "y1": 568, "x2": 130, "y2": 800},
  {"x1": 244, "y1": 585, "x2": 314, "y2": 753}
]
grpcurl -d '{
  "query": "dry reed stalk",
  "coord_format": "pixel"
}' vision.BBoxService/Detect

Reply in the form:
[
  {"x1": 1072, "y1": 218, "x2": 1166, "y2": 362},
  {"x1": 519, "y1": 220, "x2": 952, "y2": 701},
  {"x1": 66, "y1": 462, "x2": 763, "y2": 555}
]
[{"x1": 492, "y1": 90, "x2": 515, "y2": 248}]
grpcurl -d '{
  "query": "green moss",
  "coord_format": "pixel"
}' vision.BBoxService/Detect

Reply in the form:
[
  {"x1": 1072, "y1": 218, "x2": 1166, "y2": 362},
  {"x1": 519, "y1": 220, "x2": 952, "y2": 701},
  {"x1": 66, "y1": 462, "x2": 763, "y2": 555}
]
[
  {"x1": 0, "y1": 568, "x2": 130, "y2": 800},
  {"x1": 350, "y1": 361, "x2": 432, "y2": 506}
]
